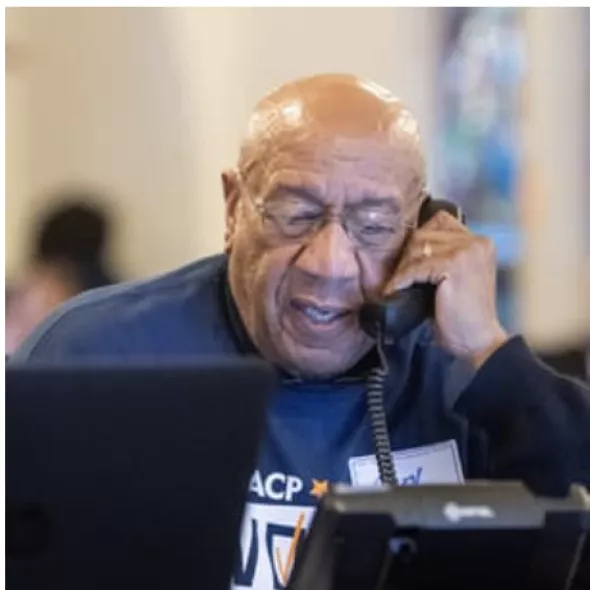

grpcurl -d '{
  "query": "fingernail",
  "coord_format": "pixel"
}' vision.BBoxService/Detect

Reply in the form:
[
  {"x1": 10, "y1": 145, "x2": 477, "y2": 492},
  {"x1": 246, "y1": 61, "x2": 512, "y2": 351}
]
[{"x1": 394, "y1": 279, "x2": 411, "y2": 290}]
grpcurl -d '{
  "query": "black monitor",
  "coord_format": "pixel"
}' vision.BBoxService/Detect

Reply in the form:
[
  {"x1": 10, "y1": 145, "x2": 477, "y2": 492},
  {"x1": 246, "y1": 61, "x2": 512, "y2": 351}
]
[
  {"x1": 288, "y1": 481, "x2": 590, "y2": 590},
  {"x1": 6, "y1": 360, "x2": 276, "y2": 590}
]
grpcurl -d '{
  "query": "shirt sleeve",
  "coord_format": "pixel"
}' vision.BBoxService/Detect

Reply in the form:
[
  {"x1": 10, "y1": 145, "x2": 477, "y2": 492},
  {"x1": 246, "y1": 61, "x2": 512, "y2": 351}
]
[{"x1": 454, "y1": 336, "x2": 590, "y2": 497}]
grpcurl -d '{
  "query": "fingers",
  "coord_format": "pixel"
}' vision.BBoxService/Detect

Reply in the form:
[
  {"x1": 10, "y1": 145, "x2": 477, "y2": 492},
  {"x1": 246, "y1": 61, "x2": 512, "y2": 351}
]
[
  {"x1": 390, "y1": 227, "x2": 470, "y2": 286},
  {"x1": 387, "y1": 233, "x2": 496, "y2": 295},
  {"x1": 388, "y1": 255, "x2": 452, "y2": 293},
  {"x1": 395, "y1": 240, "x2": 465, "y2": 278},
  {"x1": 420, "y1": 210, "x2": 468, "y2": 233},
  {"x1": 383, "y1": 210, "x2": 476, "y2": 295},
  {"x1": 408, "y1": 229, "x2": 472, "y2": 253}
]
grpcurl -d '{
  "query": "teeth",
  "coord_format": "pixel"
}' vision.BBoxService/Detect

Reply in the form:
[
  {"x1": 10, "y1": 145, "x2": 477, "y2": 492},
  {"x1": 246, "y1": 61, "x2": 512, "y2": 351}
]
[{"x1": 302, "y1": 305, "x2": 340, "y2": 324}]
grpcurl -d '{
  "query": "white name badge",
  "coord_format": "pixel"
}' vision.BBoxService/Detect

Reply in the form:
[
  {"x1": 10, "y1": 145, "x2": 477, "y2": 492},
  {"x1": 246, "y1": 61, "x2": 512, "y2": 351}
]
[{"x1": 348, "y1": 439, "x2": 464, "y2": 487}]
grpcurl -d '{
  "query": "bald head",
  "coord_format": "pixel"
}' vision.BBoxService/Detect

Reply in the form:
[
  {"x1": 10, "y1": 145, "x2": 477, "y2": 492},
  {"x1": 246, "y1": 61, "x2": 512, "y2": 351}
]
[
  {"x1": 224, "y1": 73, "x2": 429, "y2": 378},
  {"x1": 239, "y1": 73, "x2": 425, "y2": 185}
]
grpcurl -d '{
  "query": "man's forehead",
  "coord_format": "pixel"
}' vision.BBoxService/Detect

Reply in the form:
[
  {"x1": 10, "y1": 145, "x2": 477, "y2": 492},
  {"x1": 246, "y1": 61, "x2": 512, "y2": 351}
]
[
  {"x1": 253, "y1": 134, "x2": 420, "y2": 199},
  {"x1": 259, "y1": 169, "x2": 405, "y2": 201}
]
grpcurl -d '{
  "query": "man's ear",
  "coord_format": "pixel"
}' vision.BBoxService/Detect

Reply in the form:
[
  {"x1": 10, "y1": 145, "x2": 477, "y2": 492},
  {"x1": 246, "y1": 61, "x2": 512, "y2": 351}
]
[{"x1": 222, "y1": 169, "x2": 240, "y2": 253}]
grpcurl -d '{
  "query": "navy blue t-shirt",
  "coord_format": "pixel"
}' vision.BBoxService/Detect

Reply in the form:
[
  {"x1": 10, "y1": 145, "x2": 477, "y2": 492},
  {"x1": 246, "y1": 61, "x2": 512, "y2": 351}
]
[{"x1": 12, "y1": 254, "x2": 590, "y2": 589}]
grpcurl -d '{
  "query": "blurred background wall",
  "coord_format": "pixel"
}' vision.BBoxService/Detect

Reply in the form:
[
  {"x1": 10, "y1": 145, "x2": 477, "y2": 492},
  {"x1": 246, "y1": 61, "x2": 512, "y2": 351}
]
[
  {"x1": 6, "y1": 8, "x2": 194, "y2": 280},
  {"x1": 5, "y1": 7, "x2": 589, "y2": 361}
]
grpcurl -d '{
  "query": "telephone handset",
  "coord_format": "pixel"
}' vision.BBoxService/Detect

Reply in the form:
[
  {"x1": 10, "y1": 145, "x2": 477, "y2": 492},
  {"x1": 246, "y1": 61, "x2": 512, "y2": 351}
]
[
  {"x1": 359, "y1": 195, "x2": 464, "y2": 345},
  {"x1": 361, "y1": 195, "x2": 464, "y2": 486}
]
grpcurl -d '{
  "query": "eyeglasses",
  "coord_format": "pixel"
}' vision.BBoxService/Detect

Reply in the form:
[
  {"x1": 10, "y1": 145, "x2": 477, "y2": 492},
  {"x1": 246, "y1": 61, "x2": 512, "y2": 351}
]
[{"x1": 238, "y1": 174, "x2": 423, "y2": 252}]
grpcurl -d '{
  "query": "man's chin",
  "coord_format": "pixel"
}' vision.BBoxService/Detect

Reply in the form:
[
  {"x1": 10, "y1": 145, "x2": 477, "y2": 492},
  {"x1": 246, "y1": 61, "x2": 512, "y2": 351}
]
[{"x1": 279, "y1": 344, "x2": 370, "y2": 381}]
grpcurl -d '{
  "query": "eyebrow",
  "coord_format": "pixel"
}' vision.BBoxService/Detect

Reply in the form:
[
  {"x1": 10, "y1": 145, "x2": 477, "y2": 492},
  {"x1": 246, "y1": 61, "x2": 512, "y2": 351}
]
[
  {"x1": 268, "y1": 183, "x2": 325, "y2": 207},
  {"x1": 264, "y1": 178, "x2": 402, "y2": 214},
  {"x1": 348, "y1": 197, "x2": 401, "y2": 215}
]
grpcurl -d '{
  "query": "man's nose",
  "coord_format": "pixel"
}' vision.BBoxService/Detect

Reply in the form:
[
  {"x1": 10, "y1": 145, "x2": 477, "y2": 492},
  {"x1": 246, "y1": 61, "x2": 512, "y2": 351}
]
[{"x1": 294, "y1": 221, "x2": 358, "y2": 281}]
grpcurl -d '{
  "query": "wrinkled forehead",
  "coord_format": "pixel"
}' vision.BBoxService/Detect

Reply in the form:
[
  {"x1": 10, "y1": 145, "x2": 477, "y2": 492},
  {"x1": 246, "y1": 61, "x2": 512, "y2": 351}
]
[{"x1": 243, "y1": 130, "x2": 424, "y2": 208}]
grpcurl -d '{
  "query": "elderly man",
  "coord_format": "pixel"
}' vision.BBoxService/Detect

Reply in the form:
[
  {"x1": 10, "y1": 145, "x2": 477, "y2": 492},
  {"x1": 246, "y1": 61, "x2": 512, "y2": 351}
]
[{"x1": 12, "y1": 74, "x2": 590, "y2": 588}]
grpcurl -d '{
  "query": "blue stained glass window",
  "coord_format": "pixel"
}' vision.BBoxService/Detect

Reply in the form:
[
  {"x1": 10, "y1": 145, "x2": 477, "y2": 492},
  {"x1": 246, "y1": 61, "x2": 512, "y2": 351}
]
[{"x1": 437, "y1": 8, "x2": 525, "y2": 329}]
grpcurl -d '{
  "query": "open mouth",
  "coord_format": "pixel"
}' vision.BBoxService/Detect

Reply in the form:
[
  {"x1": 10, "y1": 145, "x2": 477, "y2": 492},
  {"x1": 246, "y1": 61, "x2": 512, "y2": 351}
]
[{"x1": 290, "y1": 299, "x2": 351, "y2": 326}]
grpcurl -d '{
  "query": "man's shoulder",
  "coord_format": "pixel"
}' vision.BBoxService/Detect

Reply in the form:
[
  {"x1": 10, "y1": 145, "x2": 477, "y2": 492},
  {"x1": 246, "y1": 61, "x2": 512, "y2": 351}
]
[
  {"x1": 394, "y1": 323, "x2": 476, "y2": 408},
  {"x1": 12, "y1": 254, "x2": 229, "y2": 362}
]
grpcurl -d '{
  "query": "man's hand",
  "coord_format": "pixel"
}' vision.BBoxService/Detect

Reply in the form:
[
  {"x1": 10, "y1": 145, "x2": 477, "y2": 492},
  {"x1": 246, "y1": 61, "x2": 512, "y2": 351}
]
[{"x1": 386, "y1": 211, "x2": 509, "y2": 369}]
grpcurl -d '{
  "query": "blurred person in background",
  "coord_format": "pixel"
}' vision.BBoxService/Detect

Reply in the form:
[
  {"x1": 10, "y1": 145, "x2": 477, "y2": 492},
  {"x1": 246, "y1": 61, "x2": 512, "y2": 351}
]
[{"x1": 5, "y1": 192, "x2": 118, "y2": 355}]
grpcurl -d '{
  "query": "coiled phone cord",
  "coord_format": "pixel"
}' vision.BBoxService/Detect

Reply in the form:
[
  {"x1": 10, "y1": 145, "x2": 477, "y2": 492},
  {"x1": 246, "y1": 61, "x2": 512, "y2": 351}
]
[{"x1": 366, "y1": 336, "x2": 398, "y2": 486}]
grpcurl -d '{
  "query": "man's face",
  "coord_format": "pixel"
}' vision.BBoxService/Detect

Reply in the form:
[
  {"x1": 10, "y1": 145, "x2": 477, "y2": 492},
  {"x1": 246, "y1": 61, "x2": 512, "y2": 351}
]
[{"x1": 226, "y1": 131, "x2": 421, "y2": 379}]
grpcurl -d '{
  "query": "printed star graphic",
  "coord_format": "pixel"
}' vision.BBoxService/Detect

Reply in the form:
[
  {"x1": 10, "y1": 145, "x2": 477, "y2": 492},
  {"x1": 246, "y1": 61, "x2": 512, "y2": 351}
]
[{"x1": 309, "y1": 479, "x2": 329, "y2": 499}]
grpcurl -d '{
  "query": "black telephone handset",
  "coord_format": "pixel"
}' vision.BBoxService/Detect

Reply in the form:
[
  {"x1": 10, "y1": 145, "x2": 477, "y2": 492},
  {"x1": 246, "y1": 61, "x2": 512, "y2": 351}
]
[
  {"x1": 361, "y1": 195, "x2": 464, "y2": 486},
  {"x1": 359, "y1": 195, "x2": 464, "y2": 344}
]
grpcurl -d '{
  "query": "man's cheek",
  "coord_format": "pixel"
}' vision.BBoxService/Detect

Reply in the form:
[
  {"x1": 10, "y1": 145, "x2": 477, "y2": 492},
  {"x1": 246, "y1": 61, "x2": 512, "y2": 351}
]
[{"x1": 263, "y1": 247, "x2": 304, "y2": 291}]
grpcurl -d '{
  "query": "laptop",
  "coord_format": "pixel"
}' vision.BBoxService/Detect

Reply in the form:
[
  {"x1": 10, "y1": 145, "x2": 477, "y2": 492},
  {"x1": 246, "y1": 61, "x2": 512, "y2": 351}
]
[{"x1": 6, "y1": 359, "x2": 277, "y2": 590}]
